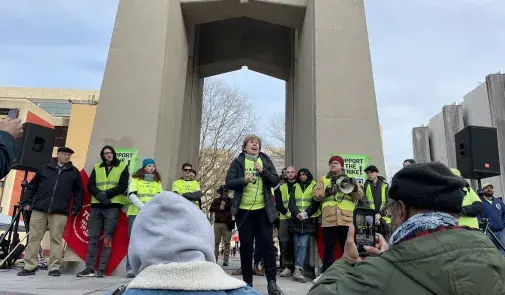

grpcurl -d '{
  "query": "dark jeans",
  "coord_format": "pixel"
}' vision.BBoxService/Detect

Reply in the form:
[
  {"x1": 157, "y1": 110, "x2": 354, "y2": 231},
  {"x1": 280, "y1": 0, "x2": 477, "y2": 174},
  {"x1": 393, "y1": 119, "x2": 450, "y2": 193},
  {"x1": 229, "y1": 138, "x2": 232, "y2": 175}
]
[
  {"x1": 322, "y1": 226, "x2": 348, "y2": 273},
  {"x1": 278, "y1": 219, "x2": 293, "y2": 270},
  {"x1": 85, "y1": 207, "x2": 119, "y2": 270},
  {"x1": 236, "y1": 209, "x2": 277, "y2": 284},
  {"x1": 125, "y1": 215, "x2": 136, "y2": 271}
]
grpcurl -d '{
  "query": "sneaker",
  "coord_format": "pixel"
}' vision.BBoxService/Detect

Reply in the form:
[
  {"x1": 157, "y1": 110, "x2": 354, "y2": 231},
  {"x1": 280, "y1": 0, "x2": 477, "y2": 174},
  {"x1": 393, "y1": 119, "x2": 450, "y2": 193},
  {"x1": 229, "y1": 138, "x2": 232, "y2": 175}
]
[
  {"x1": 279, "y1": 267, "x2": 292, "y2": 277},
  {"x1": 313, "y1": 274, "x2": 322, "y2": 283},
  {"x1": 17, "y1": 269, "x2": 35, "y2": 276},
  {"x1": 76, "y1": 268, "x2": 96, "y2": 277},
  {"x1": 48, "y1": 270, "x2": 61, "y2": 276},
  {"x1": 126, "y1": 270, "x2": 135, "y2": 278},
  {"x1": 293, "y1": 267, "x2": 306, "y2": 283},
  {"x1": 97, "y1": 269, "x2": 106, "y2": 278}
]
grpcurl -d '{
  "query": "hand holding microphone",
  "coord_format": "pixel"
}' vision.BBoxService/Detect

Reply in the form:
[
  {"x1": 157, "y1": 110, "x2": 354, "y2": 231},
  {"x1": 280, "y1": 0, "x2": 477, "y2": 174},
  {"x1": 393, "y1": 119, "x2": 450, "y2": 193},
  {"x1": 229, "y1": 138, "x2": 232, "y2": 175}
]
[{"x1": 254, "y1": 161, "x2": 263, "y2": 174}]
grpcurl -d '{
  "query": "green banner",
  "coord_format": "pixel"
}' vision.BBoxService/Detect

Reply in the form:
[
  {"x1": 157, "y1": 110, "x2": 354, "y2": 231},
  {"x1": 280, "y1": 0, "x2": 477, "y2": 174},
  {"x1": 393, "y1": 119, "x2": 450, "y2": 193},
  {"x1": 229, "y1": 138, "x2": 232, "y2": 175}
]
[
  {"x1": 332, "y1": 153, "x2": 370, "y2": 185},
  {"x1": 115, "y1": 148, "x2": 139, "y2": 177}
]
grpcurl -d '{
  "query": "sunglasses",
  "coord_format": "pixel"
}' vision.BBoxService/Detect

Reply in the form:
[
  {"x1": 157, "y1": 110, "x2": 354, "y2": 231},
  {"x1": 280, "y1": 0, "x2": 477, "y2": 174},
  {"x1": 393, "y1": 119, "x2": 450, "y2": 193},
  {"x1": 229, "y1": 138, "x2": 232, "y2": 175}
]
[{"x1": 184, "y1": 169, "x2": 192, "y2": 172}]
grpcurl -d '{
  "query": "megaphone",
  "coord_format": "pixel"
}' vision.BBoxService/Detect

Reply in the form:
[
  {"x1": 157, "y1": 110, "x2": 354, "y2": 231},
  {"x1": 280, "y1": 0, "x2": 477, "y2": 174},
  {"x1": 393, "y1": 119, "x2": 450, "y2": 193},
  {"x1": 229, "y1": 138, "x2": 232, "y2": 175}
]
[{"x1": 336, "y1": 177, "x2": 356, "y2": 194}]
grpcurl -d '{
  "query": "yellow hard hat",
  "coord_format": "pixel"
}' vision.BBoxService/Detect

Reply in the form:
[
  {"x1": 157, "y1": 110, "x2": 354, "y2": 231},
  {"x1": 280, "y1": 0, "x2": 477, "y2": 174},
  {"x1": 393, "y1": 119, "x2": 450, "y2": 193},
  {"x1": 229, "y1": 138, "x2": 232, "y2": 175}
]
[{"x1": 450, "y1": 168, "x2": 461, "y2": 177}]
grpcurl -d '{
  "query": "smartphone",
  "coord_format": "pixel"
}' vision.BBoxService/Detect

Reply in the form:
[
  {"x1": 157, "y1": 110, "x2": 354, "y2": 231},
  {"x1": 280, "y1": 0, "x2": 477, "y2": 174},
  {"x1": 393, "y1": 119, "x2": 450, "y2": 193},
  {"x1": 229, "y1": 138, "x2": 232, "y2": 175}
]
[
  {"x1": 7, "y1": 109, "x2": 19, "y2": 119},
  {"x1": 353, "y1": 208, "x2": 376, "y2": 253}
]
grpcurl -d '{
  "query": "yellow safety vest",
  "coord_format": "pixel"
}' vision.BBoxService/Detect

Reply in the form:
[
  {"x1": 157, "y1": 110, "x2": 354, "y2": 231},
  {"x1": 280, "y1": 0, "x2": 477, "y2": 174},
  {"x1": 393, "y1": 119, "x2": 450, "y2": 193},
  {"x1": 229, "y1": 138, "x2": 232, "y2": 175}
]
[
  {"x1": 172, "y1": 179, "x2": 201, "y2": 207},
  {"x1": 278, "y1": 183, "x2": 292, "y2": 220},
  {"x1": 364, "y1": 181, "x2": 391, "y2": 224},
  {"x1": 459, "y1": 187, "x2": 481, "y2": 229},
  {"x1": 320, "y1": 176, "x2": 355, "y2": 211},
  {"x1": 91, "y1": 162, "x2": 128, "y2": 205},
  {"x1": 294, "y1": 180, "x2": 321, "y2": 217},
  {"x1": 127, "y1": 178, "x2": 163, "y2": 216}
]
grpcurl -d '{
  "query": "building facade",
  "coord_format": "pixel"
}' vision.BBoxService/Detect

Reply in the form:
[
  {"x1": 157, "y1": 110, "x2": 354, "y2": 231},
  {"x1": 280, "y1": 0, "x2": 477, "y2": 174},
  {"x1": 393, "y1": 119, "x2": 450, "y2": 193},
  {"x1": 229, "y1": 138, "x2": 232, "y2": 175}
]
[
  {"x1": 0, "y1": 87, "x2": 99, "y2": 216},
  {"x1": 412, "y1": 74, "x2": 505, "y2": 198}
]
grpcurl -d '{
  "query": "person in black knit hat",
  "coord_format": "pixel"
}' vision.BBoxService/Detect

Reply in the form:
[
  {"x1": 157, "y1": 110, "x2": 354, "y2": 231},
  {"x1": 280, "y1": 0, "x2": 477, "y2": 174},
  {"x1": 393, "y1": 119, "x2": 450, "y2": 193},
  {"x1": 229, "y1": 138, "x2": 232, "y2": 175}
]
[{"x1": 308, "y1": 162, "x2": 505, "y2": 295}]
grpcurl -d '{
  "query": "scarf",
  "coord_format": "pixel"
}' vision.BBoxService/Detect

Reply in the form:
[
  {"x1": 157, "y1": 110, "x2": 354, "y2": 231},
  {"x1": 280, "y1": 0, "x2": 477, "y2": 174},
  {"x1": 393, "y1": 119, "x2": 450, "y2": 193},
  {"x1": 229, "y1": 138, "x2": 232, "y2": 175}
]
[{"x1": 389, "y1": 212, "x2": 458, "y2": 246}]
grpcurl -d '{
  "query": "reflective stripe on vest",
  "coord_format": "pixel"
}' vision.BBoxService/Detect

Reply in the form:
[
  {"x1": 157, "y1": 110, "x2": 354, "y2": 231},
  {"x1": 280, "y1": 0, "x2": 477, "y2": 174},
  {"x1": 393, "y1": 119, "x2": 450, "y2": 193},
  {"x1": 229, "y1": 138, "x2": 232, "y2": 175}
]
[
  {"x1": 294, "y1": 180, "x2": 320, "y2": 217},
  {"x1": 279, "y1": 183, "x2": 292, "y2": 220},
  {"x1": 321, "y1": 176, "x2": 355, "y2": 211},
  {"x1": 127, "y1": 178, "x2": 162, "y2": 216},
  {"x1": 92, "y1": 162, "x2": 128, "y2": 205}
]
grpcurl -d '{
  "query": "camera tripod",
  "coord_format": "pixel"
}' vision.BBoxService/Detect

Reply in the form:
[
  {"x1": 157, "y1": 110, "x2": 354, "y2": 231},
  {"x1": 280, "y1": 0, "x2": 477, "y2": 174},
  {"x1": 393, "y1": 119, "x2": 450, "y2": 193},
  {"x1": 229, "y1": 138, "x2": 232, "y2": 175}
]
[{"x1": 0, "y1": 170, "x2": 31, "y2": 269}]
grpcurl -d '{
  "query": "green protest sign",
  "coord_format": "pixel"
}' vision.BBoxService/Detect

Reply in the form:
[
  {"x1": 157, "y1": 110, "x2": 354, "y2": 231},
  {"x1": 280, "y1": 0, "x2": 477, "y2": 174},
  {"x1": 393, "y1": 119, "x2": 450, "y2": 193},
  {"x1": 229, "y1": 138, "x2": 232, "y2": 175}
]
[
  {"x1": 115, "y1": 148, "x2": 139, "y2": 177},
  {"x1": 331, "y1": 153, "x2": 370, "y2": 185}
]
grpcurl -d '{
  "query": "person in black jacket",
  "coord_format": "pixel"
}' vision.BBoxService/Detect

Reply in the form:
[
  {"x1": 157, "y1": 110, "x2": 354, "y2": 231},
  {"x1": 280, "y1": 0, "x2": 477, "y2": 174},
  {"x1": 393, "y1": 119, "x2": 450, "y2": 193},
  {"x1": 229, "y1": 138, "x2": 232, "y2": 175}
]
[
  {"x1": 0, "y1": 117, "x2": 22, "y2": 179},
  {"x1": 288, "y1": 168, "x2": 320, "y2": 283},
  {"x1": 225, "y1": 135, "x2": 282, "y2": 295},
  {"x1": 18, "y1": 147, "x2": 83, "y2": 277},
  {"x1": 210, "y1": 185, "x2": 234, "y2": 266},
  {"x1": 77, "y1": 145, "x2": 129, "y2": 278}
]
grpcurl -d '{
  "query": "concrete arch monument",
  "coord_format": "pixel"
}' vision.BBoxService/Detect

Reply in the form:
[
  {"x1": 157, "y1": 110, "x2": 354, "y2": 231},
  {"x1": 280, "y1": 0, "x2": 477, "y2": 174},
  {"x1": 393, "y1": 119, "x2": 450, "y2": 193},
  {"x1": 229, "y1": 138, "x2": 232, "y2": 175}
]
[{"x1": 85, "y1": 0, "x2": 385, "y2": 186}]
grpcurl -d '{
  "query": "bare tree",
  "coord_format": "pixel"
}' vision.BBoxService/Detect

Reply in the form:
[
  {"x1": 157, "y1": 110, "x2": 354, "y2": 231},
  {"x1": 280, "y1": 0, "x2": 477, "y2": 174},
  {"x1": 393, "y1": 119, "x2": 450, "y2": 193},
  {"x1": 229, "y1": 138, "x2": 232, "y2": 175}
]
[
  {"x1": 198, "y1": 78, "x2": 258, "y2": 215},
  {"x1": 385, "y1": 164, "x2": 401, "y2": 184},
  {"x1": 264, "y1": 112, "x2": 285, "y2": 159}
]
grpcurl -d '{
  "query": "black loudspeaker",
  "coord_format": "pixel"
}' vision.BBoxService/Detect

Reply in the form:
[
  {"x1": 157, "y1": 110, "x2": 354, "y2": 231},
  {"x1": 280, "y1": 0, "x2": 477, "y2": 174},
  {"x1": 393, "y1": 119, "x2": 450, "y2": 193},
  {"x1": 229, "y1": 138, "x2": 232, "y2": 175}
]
[
  {"x1": 455, "y1": 125, "x2": 501, "y2": 179},
  {"x1": 11, "y1": 123, "x2": 55, "y2": 172}
]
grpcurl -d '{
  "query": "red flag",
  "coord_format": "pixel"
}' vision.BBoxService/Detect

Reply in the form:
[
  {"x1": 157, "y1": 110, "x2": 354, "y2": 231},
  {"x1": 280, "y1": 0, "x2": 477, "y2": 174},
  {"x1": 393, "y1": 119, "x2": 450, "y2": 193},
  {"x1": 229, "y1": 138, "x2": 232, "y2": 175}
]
[{"x1": 63, "y1": 170, "x2": 129, "y2": 276}]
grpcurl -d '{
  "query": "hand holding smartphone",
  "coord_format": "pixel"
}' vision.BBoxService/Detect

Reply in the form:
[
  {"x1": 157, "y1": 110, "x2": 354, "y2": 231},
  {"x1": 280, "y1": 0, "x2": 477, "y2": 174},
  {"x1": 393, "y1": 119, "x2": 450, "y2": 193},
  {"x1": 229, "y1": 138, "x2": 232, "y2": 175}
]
[{"x1": 353, "y1": 208, "x2": 376, "y2": 254}]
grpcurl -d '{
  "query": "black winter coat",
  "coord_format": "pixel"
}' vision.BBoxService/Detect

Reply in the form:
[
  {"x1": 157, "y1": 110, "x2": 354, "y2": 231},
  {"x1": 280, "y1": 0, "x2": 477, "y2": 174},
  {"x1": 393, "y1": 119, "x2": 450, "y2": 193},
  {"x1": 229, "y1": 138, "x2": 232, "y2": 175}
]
[
  {"x1": 0, "y1": 130, "x2": 18, "y2": 179},
  {"x1": 225, "y1": 152, "x2": 279, "y2": 224},
  {"x1": 288, "y1": 169, "x2": 320, "y2": 234},
  {"x1": 21, "y1": 161, "x2": 83, "y2": 215}
]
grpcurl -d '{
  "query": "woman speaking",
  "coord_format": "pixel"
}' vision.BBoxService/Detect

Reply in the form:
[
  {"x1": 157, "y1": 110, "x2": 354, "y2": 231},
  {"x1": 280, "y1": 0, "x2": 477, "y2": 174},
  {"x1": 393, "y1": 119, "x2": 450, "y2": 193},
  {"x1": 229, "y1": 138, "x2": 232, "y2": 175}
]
[{"x1": 226, "y1": 135, "x2": 282, "y2": 295}]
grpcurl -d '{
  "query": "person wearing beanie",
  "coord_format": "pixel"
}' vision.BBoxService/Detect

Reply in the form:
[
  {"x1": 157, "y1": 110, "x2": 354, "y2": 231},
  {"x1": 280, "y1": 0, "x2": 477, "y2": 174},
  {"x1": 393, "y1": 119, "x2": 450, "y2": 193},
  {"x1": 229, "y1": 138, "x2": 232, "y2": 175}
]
[
  {"x1": 308, "y1": 162, "x2": 505, "y2": 295},
  {"x1": 209, "y1": 185, "x2": 234, "y2": 266},
  {"x1": 124, "y1": 158, "x2": 163, "y2": 278},
  {"x1": 449, "y1": 168, "x2": 482, "y2": 230},
  {"x1": 225, "y1": 135, "x2": 283, "y2": 295},
  {"x1": 172, "y1": 163, "x2": 203, "y2": 210},
  {"x1": 119, "y1": 192, "x2": 261, "y2": 295},
  {"x1": 312, "y1": 155, "x2": 363, "y2": 283}
]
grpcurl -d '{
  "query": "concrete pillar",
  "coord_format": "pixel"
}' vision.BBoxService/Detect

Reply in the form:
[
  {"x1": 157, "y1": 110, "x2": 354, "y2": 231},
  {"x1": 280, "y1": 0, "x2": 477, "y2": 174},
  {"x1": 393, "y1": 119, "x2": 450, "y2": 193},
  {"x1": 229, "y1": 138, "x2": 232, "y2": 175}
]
[
  {"x1": 177, "y1": 25, "x2": 203, "y2": 178},
  {"x1": 311, "y1": 0, "x2": 385, "y2": 177},
  {"x1": 412, "y1": 127, "x2": 431, "y2": 163},
  {"x1": 292, "y1": 1, "x2": 316, "y2": 174},
  {"x1": 442, "y1": 105, "x2": 464, "y2": 168},
  {"x1": 85, "y1": 0, "x2": 189, "y2": 190}
]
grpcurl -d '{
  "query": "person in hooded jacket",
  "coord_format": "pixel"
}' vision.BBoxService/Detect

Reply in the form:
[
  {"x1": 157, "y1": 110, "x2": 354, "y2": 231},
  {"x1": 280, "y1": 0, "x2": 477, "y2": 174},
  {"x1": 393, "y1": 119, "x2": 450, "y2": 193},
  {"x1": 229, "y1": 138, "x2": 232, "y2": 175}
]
[
  {"x1": 225, "y1": 135, "x2": 282, "y2": 295},
  {"x1": 288, "y1": 168, "x2": 320, "y2": 283},
  {"x1": 77, "y1": 145, "x2": 129, "y2": 278},
  {"x1": 118, "y1": 191, "x2": 262, "y2": 295},
  {"x1": 308, "y1": 162, "x2": 505, "y2": 295}
]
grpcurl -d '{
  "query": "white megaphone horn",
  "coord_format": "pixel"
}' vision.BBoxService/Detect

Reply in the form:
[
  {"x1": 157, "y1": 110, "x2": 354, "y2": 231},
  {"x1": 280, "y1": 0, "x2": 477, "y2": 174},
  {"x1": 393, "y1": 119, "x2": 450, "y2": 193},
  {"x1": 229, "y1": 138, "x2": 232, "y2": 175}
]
[{"x1": 336, "y1": 177, "x2": 355, "y2": 194}]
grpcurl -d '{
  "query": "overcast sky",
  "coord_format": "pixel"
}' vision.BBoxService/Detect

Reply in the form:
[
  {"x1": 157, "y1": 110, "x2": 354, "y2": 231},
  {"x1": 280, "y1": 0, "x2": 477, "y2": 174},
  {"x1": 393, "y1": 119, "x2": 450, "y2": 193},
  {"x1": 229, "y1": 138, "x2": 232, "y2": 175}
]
[{"x1": 1, "y1": 0, "x2": 504, "y2": 170}]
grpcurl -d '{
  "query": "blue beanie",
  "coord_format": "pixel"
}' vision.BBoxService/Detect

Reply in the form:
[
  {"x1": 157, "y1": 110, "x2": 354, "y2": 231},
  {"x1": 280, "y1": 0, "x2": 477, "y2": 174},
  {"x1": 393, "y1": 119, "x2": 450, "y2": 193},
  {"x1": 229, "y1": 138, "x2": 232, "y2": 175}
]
[{"x1": 142, "y1": 158, "x2": 155, "y2": 168}]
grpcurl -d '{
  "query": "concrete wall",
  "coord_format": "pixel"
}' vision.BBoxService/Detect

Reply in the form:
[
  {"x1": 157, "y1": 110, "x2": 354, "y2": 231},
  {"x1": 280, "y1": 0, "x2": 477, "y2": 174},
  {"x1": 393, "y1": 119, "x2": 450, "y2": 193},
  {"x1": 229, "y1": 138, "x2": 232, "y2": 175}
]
[
  {"x1": 413, "y1": 74, "x2": 505, "y2": 198},
  {"x1": 65, "y1": 104, "x2": 97, "y2": 170},
  {"x1": 312, "y1": 0, "x2": 385, "y2": 177},
  {"x1": 412, "y1": 127, "x2": 430, "y2": 163}
]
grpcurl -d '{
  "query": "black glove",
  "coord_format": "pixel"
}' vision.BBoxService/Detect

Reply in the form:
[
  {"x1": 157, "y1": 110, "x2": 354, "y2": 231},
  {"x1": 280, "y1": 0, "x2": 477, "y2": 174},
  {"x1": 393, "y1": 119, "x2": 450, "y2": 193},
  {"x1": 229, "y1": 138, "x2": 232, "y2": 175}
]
[
  {"x1": 96, "y1": 192, "x2": 111, "y2": 204},
  {"x1": 460, "y1": 207, "x2": 468, "y2": 216}
]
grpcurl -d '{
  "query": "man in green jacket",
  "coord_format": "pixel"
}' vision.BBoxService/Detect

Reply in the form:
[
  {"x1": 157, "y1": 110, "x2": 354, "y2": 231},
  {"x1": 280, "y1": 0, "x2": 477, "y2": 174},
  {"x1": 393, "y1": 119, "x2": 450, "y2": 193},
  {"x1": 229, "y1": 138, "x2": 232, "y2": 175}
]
[{"x1": 308, "y1": 162, "x2": 505, "y2": 295}]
